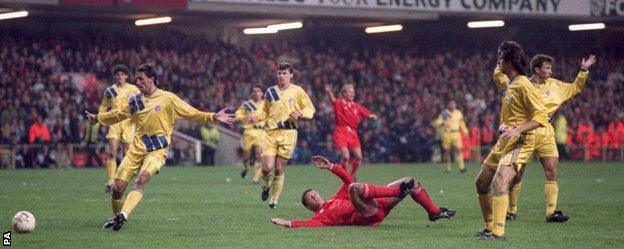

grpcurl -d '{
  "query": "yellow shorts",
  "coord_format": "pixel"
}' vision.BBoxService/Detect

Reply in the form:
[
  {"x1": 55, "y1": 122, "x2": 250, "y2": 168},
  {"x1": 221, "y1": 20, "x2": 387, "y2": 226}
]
[
  {"x1": 484, "y1": 133, "x2": 536, "y2": 171},
  {"x1": 115, "y1": 148, "x2": 166, "y2": 182},
  {"x1": 261, "y1": 129, "x2": 298, "y2": 159},
  {"x1": 106, "y1": 119, "x2": 135, "y2": 144},
  {"x1": 242, "y1": 129, "x2": 266, "y2": 152},
  {"x1": 441, "y1": 131, "x2": 462, "y2": 150},
  {"x1": 533, "y1": 125, "x2": 558, "y2": 158}
]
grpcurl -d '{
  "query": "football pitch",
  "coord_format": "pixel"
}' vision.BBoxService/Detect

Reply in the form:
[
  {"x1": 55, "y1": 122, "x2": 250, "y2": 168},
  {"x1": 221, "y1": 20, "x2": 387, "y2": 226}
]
[{"x1": 1, "y1": 162, "x2": 623, "y2": 248}]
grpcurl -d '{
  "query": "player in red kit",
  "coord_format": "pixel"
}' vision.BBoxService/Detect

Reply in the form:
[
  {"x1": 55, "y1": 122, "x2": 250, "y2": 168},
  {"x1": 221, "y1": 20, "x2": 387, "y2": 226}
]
[
  {"x1": 325, "y1": 84, "x2": 378, "y2": 175},
  {"x1": 270, "y1": 156, "x2": 455, "y2": 228}
]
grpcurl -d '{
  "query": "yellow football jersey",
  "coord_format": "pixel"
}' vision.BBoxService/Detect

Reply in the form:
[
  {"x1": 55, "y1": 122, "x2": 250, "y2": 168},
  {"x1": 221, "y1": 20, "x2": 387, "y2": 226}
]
[
  {"x1": 97, "y1": 89, "x2": 215, "y2": 153},
  {"x1": 235, "y1": 99, "x2": 266, "y2": 130},
  {"x1": 256, "y1": 83, "x2": 315, "y2": 130},
  {"x1": 98, "y1": 83, "x2": 140, "y2": 113},
  {"x1": 494, "y1": 66, "x2": 589, "y2": 115},
  {"x1": 434, "y1": 109, "x2": 468, "y2": 133},
  {"x1": 499, "y1": 75, "x2": 549, "y2": 130}
]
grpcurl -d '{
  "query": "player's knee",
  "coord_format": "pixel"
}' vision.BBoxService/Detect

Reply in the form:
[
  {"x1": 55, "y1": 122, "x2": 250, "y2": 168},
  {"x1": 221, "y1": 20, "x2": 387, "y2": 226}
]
[
  {"x1": 544, "y1": 169, "x2": 557, "y2": 181},
  {"x1": 274, "y1": 167, "x2": 283, "y2": 176},
  {"x1": 475, "y1": 179, "x2": 489, "y2": 194},
  {"x1": 348, "y1": 183, "x2": 364, "y2": 196},
  {"x1": 491, "y1": 178, "x2": 510, "y2": 193},
  {"x1": 134, "y1": 173, "x2": 151, "y2": 189},
  {"x1": 107, "y1": 151, "x2": 116, "y2": 159},
  {"x1": 352, "y1": 153, "x2": 362, "y2": 161},
  {"x1": 111, "y1": 183, "x2": 126, "y2": 199},
  {"x1": 341, "y1": 153, "x2": 350, "y2": 162}
]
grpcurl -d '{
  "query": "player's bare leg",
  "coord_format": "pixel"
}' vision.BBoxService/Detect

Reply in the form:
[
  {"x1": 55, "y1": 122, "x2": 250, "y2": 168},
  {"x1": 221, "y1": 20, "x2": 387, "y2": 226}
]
[
  {"x1": 349, "y1": 147, "x2": 363, "y2": 175},
  {"x1": 338, "y1": 147, "x2": 351, "y2": 171},
  {"x1": 442, "y1": 147, "x2": 452, "y2": 172},
  {"x1": 348, "y1": 183, "x2": 381, "y2": 217},
  {"x1": 104, "y1": 139, "x2": 120, "y2": 193},
  {"x1": 251, "y1": 145, "x2": 263, "y2": 184},
  {"x1": 260, "y1": 155, "x2": 275, "y2": 202},
  {"x1": 454, "y1": 145, "x2": 466, "y2": 173},
  {"x1": 540, "y1": 156, "x2": 567, "y2": 222},
  {"x1": 268, "y1": 156, "x2": 288, "y2": 209},
  {"x1": 475, "y1": 163, "x2": 495, "y2": 236}
]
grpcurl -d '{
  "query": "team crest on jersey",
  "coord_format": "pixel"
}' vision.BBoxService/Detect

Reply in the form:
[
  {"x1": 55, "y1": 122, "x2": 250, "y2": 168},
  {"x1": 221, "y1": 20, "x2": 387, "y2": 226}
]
[
  {"x1": 289, "y1": 98, "x2": 295, "y2": 104},
  {"x1": 154, "y1": 105, "x2": 162, "y2": 112},
  {"x1": 544, "y1": 90, "x2": 551, "y2": 96},
  {"x1": 506, "y1": 96, "x2": 514, "y2": 105}
]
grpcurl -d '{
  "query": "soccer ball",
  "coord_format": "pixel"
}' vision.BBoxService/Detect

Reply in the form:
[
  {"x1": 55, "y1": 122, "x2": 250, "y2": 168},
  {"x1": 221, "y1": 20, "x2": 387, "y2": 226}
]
[{"x1": 12, "y1": 211, "x2": 36, "y2": 233}]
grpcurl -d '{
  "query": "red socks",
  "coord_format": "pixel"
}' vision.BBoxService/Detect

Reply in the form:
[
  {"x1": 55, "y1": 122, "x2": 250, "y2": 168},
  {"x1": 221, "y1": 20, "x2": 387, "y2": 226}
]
[
  {"x1": 362, "y1": 184, "x2": 401, "y2": 198},
  {"x1": 410, "y1": 186, "x2": 441, "y2": 215}
]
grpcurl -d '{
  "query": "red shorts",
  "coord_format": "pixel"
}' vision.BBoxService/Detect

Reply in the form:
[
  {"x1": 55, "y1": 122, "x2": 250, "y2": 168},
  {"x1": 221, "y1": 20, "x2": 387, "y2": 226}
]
[
  {"x1": 333, "y1": 126, "x2": 361, "y2": 149},
  {"x1": 355, "y1": 198, "x2": 397, "y2": 226}
]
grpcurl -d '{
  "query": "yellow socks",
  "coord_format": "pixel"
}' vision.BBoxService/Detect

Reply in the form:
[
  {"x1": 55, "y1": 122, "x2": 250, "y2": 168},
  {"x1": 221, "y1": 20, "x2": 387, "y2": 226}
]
[
  {"x1": 508, "y1": 182, "x2": 522, "y2": 215},
  {"x1": 478, "y1": 193, "x2": 493, "y2": 231},
  {"x1": 456, "y1": 150, "x2": 465, "y2": 171},
  {"x1": 105, "y1": 159, "x2": 117, "y2": 185},
  {"x1": 252, "y1": 162, "x2": 262, "y2": 183},
  {"x1": 492, "y1": 194, "x2": 509, "y2": 237},
  {"x1": 270, "y1": 174, "x2": 285, "y2": 204},
  {"x1": 544, "y1": 181, "x2": 559, "y2": 216},
  {"x1": 111, "y1": 197, "x2": 124, "y2": 215},
  {"x1": 120, "y1": 189, "x2": 143, "y2": 219},
  {"x1": 443, "y1": 151, "x2": 451, "y2": 172}
]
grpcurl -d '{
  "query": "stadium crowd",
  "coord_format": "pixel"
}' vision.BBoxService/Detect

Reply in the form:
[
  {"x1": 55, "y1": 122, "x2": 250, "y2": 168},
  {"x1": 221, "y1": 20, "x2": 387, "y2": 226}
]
[{"x1": 1, "y1": 29, "x2": 623, "y2": 168}]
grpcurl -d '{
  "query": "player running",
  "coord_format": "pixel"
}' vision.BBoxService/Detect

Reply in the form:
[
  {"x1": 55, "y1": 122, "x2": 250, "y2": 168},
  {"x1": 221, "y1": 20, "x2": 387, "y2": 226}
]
[
  {"x1": 324, "y1": 83, "x2": 377, "y2": 175},
  {"x1": 235, "y1": 85, "x2": 266, "y2": 183}
]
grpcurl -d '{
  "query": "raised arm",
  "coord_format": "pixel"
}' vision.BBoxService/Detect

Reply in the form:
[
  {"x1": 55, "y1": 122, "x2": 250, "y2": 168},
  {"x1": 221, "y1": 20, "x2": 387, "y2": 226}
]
[
  {"x1": 324, "y1": 84, "x2": 336, "y2": 103},
  {"x1": 493, "y1": 65, "x2": 509, "y2": 89},
  {"x1": 556, "y1": 55, "x2": 595, "y2": 101},
  {"x1": 311, "y1": 155, "x2": 354, "y2": 185}
]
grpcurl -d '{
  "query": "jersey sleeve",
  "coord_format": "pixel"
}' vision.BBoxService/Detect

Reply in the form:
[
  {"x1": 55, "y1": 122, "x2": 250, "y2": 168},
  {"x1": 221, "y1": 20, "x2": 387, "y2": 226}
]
[
  {"x1": 97, "y1": 99, "x2": 131, "y2": 125},
  {"x1": 98, "y1": 91, "x2": 112, "y2": 114},
  {"x1": 554, "y1": 70, "x2": 589, "y2": 102},
  {"x1": 171, "y1": 94, "x2": 215, "y2": 123},
  {"x1": 235, "y1": 104, "x2": 247, "y2": 122},
  {"x1": 493, "y1": 66, "x2": 509, "y2": 89},
  {"x1": 289, "y1": 218, "x2": 327, "y2": 228},
  {"x1": 521, "y1": 84, "x2": 549, "y2": 128},
  {"x1": 329, "y1": 164, "x2": 355, "y2": 185},
  {"x1": 296, "y1": 87, "x2": 316, "y2": 119},
  {"x1": 357, "y1": 103, "x2": 371, "y2": 119}
]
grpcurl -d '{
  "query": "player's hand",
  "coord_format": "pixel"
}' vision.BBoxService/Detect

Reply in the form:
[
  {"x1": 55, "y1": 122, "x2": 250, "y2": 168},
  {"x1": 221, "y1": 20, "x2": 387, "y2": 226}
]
[
  {"x1": 500, "y1": 127, "x2": 521, "y2": 139},
  {"x1": 270, "y1": 218, "x2": 290, "y2": 227},
  {"x1": 581, "y1": 55, "x2": 596, "y2": 70},
  {"x1": 246, "y1": 113, "x2": 258, "y2": 123},
  {"x1": 324, "y1": 84, "x2": 333, "y2": 93},
  {"x1": 289, "y1": 111, "x2": 302, "y2": 120},
  {"x1": 311, "y1": 155, "x2": 331, "y2": 169},
  {"x1": 85, "y1": 111, "x2": 98, "y2": 125},
  {"x1": 215, "y1": 108, "x2": 236, "y2": 124},
  {"x1": 369, "y1": 114, "x2": 378, "y2": 120}
]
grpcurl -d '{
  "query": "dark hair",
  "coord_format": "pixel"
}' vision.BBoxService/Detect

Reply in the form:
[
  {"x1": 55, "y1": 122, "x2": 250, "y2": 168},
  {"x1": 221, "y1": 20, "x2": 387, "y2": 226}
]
[
  {"x1": 530, "y1": 54, "x2": 555, "y2": 73},
  {"x1": 112, "y1": 64, "x2": 130, "y2": 75},
  {"x1": 251, "y1": 85, "x2": 264, "y2": 92},
  {"x1": 301, "y1": 188, "x2": 314, "y2": 207},
  {"x1": 135, "y1": 63, "x2": 158, "y2": 85},
  {"x1": 277, "y1": 61, "x2": 294, "y2": 73},
  {"x1": 497, "y1": 41, "x2": 529, "y2": 76}
]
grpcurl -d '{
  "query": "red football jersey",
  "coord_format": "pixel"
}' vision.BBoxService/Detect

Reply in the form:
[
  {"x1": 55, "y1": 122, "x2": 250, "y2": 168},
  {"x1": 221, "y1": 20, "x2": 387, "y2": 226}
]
[
  {"x1": 333, "y1": 99, "x2": 371, "y2": 129},
  {"x1": 290, "y1": 165, "x2": 385, "y2": 227}
]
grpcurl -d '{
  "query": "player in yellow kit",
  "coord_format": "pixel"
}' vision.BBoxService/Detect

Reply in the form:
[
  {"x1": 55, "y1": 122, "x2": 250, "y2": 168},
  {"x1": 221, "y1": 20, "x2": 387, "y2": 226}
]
[
  {"x1": 248, "y1": 62, "x2": 315, "y2": 209},
  {"x1": 433, "y1": 100, "x2": 468, "y2": 173},
  {"x1": 494, "y1": 54, "x2": 596, "y2": 222},
  {"x1": 86, "y1": 63, "x2": 235, "y2": 231},
  {"x1": 235, "y1": 85, "x2": 266, "y2": 184},
  {"x1": 475, "y1": 41, "x2": 549, "y2": 240},
  {"x1": 99, "y1": 65, "x2": 140, "y2": 193}
]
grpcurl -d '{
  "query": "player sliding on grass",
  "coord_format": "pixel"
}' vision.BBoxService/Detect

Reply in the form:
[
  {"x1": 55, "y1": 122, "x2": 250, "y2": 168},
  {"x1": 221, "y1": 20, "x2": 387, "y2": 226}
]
[{"x1": 270, "y1": 156, "x2": 455, "y2": 228}]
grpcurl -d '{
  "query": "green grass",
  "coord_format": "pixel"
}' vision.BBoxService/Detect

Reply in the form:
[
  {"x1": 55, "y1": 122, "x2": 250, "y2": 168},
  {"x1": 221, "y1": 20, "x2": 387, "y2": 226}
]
[{"x1": 1, "y1": 162, "x2": 623, "y2": 248}]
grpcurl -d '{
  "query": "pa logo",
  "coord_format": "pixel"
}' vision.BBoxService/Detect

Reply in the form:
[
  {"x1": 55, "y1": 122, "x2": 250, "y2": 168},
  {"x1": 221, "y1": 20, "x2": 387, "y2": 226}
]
[{"x1": 2, "y1": 231, "x2": 10, "y2": 246}]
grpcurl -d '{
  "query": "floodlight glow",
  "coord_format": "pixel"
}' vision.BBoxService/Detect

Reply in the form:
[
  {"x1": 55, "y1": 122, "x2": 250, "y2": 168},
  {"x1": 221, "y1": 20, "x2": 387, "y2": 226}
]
[
  {"x1": 243, "y1": 27, "x2": 278, "y2": 35},
  {"x1": 267, "y1": 22, "x2": 303, "y2": 31},
  {"x1": 568, "y1": 23, "x2": 605, "y2": 31},
  {"x1": 365, "y1": 24, "x2": 403, "y2": 34},
  {"x1": 0, "y1": 11, "x2": 28, "y2": 21},
  {"x1": 135, "y1": 16, "x2": 172, "y2": 26},
  {"x1": 467, "y1": 20, "x2": 505, "y2": 28}
]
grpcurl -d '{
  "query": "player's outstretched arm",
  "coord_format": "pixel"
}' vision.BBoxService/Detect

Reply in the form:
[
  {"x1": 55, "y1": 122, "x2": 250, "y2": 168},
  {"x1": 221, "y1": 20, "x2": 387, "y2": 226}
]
[
  {"x1": 214, "y1": 107, "x2": 236, "y2": 124},
  {"x1": 324, "y1": 84, "x2": 336, "y2": 102},
  {"x1": 311, "y1": 155, "x2": 354, "y2": 184},
  {"x1": 270, "y1": 218, "x2": 291, "y2": 227},
  {"x1": 89, "y1": 100, "x2": 131, "y2": 126}
]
